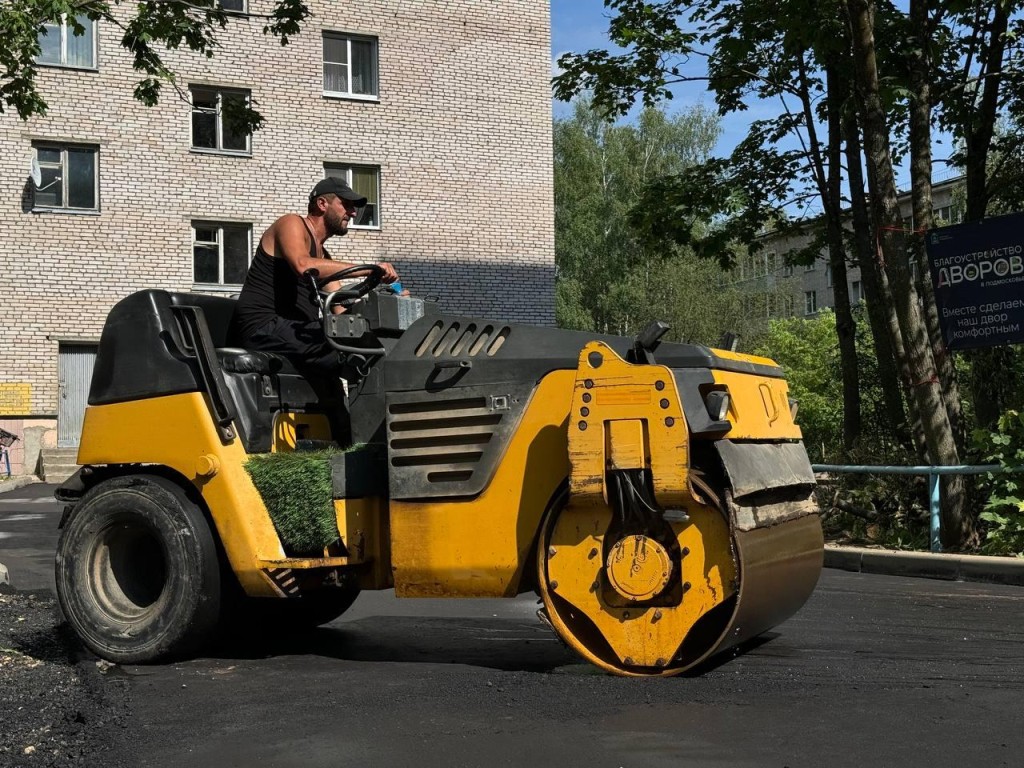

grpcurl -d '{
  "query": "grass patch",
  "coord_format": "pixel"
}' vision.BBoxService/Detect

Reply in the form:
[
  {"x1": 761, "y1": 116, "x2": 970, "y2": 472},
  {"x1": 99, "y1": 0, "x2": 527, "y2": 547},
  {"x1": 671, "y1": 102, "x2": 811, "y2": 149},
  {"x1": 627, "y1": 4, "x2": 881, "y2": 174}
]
[{"x1": 244, "y1": 449, "x2": 341, "y2": 556}]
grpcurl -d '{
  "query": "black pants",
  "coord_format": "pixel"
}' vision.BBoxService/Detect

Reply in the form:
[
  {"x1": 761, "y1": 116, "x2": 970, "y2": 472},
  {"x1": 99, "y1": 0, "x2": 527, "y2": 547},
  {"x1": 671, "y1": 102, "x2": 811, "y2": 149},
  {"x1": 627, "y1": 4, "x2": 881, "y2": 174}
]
[
  {"x1": 241, "y1": 316, "x2": 352, "y2": 444},
  {"x1": 242, "y1": 316, "x2": 343, "y2": 374}
]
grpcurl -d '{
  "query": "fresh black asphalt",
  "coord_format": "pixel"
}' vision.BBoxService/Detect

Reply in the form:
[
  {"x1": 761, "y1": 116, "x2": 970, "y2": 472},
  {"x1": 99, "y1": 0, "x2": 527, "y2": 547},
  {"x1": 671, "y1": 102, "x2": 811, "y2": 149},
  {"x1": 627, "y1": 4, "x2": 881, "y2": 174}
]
[{"x1": 2, "y1": 483, "x2": 1022, "y2": 767}]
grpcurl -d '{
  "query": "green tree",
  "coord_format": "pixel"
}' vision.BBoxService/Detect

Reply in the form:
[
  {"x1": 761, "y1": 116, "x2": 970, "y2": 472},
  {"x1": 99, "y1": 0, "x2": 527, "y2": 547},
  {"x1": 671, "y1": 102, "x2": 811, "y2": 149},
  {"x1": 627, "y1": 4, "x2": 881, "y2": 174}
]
[
  {"x1": 554, "y1": 97, "x2": 786, "y2": 346},
  {"x1": 0, "y1": 0, "x2": 310, "y2": 132},
  {"x1": 554, "y1": 0, "x2": 902, "y2": 455}
]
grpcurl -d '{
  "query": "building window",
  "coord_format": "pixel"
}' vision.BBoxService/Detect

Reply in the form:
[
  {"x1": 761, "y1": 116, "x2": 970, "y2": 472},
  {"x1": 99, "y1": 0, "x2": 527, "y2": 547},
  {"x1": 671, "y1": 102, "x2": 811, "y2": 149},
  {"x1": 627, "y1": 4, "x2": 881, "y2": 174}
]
[
  {"x1": 783, "y1": 263, "x2": 794, "y2": 277},
  {"x1": 32, "y1": 143, "x2": 98, "y2": 211},
  {"x1": 804, "y1": 290, "x2": 817, "y2": 315},
  {"x1": 36, "y1": 14, "x2": 96, "y2": 69},
  {"x1": 826, "y1": 263, "x2": 833, "y2": 287},
  {"x1": 771, "y1": 294, "x2": 796, "y2": 317},
  {"x1": 764, "y1": 250, "x2": 777, "y2": 274},
  {"x1": 804, "y1": 261, "x2": 816, "y2": 272},
  {"x1": 192, "y1": 222, "x2": 252, "y2": 286},
  {"x1": 190, "y1": 86, "x2": 252, "y2": 154},
  {"x1": 323, "y1": 33, "x2": 379, "y2": 98},
  {"x1": 933, "y1": 205, "x2": 962, "y2": 225},
  {"x1": 851, "y1": 280, "x2": 863, "y2": 303},
  {"x1": 219, "y1": 0, "x2": 247, "y2": 11},
  {"x1": 324, "y1": 164, "x2": 381, "y2": 228}
]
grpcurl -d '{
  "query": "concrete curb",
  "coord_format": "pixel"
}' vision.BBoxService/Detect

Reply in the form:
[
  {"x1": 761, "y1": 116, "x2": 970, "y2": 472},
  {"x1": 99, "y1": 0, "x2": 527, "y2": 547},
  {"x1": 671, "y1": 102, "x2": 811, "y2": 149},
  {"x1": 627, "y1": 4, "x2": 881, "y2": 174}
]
[
  {"x1": 0, "y1": 475, "x2": 40, "y2": 495},
  {"x1": 825, "y1": 544, "x2": 1024, "y2": 586}
]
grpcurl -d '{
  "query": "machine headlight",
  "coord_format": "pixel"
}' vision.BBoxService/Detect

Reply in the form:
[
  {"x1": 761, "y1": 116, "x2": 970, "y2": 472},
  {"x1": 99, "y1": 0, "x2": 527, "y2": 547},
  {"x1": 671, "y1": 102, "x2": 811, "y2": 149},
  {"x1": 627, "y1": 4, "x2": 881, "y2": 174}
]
[{"x1": 705, "y1": 390, "x2": 730, "y2": 422}]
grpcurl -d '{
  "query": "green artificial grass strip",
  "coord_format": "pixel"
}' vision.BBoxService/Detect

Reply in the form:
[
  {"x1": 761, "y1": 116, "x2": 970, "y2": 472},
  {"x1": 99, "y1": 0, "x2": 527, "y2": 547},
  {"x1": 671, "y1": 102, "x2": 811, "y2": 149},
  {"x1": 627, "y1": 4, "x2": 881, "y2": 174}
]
[{"x1": 244, "y1": 449, "x2": 342, "y2": 556}]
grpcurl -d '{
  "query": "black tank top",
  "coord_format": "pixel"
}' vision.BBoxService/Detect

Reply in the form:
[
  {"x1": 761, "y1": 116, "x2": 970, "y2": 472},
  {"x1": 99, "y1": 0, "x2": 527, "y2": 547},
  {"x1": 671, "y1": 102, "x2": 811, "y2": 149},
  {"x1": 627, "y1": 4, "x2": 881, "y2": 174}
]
[{"x1": 231, "y1": 219, "x2": 326, "y2": 340}]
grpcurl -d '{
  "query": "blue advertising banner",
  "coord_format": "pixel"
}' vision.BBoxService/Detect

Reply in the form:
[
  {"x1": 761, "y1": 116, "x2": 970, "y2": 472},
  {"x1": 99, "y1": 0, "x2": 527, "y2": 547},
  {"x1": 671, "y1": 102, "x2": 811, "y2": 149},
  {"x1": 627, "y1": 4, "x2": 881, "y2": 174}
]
[{"x1": 926, "y1": 212, "x2": 1024, "y2": 350}]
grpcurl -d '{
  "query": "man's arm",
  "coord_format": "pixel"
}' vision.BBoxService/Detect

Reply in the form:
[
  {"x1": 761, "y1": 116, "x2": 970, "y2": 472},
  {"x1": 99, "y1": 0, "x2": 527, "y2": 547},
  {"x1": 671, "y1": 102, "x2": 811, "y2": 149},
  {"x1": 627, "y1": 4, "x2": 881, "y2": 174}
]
[{"x1": 272, "y1": 214, "x2": 364, "y2": 280}]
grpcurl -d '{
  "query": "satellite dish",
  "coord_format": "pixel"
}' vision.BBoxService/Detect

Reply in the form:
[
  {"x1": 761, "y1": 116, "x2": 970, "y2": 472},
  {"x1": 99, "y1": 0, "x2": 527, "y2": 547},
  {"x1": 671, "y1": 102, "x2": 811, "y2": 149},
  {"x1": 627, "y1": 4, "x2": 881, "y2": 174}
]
[{"x1": 29, "y1": 157, "x2": 42, "y2": 187}]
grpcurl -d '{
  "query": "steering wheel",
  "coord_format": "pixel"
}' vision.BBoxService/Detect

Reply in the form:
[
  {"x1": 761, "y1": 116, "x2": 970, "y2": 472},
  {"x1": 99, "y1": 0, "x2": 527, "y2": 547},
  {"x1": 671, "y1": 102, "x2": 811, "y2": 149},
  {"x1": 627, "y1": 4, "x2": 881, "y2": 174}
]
[{"x1": 316, "y1": 263, "x2": 387, "y2": 313}]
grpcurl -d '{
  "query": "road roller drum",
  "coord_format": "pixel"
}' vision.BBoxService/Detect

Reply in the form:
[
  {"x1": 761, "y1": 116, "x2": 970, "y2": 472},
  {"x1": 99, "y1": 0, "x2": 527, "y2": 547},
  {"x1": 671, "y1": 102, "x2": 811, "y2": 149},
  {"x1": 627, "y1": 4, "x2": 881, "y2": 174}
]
[{"x1": 536, "y1": 341, "x2": 823, "y2": 676}]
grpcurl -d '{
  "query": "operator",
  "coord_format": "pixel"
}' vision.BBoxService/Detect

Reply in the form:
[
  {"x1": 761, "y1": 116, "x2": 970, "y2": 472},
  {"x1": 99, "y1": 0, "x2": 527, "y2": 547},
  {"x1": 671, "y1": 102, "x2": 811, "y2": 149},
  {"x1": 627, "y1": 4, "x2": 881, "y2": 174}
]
[{"x1": 229, "y1": 177, "x2": 400, "y2": 373}]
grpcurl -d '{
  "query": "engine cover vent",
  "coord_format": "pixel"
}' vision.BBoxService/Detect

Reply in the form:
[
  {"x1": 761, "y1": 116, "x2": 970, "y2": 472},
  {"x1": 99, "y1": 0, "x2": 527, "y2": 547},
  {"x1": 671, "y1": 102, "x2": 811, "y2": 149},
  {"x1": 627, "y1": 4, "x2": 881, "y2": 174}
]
[
  {"x1": 386, "y1": 383, "x2": 532, "y2": 500},
  {"x1": 414, "y1": 321, "x2": 512, "y2": 359}
]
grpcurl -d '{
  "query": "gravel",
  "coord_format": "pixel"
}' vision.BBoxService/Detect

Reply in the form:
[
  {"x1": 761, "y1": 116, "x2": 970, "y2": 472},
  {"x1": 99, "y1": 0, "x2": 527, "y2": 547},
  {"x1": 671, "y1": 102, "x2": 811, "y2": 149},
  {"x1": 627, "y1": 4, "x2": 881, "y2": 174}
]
[{"x1": 0, "y1": 586, "x2": 130, "y2": 767}]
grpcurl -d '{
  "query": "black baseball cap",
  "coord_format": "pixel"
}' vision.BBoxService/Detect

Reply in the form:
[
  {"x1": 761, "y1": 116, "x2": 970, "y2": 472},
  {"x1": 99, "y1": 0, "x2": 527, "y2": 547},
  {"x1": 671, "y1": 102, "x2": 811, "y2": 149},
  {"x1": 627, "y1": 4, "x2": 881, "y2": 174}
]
[{"x1": 309, "y1": 177, "x2": 367, "y2": 206}]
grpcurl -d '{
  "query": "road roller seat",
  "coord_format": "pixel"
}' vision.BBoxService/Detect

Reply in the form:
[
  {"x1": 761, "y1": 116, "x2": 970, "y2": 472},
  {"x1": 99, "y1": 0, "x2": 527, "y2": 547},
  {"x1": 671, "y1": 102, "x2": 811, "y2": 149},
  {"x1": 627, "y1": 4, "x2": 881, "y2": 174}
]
[{"x1": 88, "y1": 289, "x2": 346, "y2": 453}]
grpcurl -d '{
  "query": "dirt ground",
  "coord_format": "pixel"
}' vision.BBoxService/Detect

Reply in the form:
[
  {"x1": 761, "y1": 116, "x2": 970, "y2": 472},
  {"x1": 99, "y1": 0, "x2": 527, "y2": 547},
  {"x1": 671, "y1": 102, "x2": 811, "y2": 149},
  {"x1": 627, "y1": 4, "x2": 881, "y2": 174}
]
[{"x1": 0, "y1": 586, "x2": 130, "y2": 768}]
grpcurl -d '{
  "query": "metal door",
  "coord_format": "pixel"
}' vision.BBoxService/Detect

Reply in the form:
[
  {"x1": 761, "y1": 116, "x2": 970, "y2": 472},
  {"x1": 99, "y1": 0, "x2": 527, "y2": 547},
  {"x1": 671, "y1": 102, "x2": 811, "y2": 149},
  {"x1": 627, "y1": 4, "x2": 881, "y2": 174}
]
[{"x1": 57, "y1": 344, "x2": 97, "y2": 448}]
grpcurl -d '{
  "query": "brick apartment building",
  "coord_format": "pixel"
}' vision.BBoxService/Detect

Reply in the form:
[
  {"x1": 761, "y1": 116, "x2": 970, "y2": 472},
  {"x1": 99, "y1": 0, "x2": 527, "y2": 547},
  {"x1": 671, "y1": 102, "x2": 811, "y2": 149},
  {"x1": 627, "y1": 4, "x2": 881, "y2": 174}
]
[
  {"x1": 0, "y1": 1, "x2": 555, "y2": 477},
  {"x1": 725, "y1": 176, "x2": 964, "y2": 322}
]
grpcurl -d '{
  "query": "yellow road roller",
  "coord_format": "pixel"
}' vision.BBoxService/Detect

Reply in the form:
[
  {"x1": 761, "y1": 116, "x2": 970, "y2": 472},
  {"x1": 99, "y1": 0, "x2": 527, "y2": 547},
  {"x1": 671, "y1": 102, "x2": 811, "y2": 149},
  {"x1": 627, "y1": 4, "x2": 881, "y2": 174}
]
[{"x1": 54, "y1": 269, "x2": 822, "y2": 676}]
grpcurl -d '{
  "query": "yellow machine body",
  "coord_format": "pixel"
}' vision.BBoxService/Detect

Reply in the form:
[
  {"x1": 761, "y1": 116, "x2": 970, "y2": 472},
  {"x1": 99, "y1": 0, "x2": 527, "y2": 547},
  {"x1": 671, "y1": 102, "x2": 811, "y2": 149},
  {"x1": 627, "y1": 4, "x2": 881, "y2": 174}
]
[
  {"x1": 65, "y1": 289, "x2": 822, "y2": 675},
  {"x1": 389, "y1": 371, "x2": 572, "y2": 597}
]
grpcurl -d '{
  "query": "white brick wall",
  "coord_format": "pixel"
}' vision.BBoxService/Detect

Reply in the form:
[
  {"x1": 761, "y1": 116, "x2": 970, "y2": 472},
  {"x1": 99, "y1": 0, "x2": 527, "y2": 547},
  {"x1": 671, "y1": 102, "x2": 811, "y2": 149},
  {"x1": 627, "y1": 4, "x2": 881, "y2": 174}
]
[{"x1": 0, "y1": 0, "x2": 555, "y2": 418}]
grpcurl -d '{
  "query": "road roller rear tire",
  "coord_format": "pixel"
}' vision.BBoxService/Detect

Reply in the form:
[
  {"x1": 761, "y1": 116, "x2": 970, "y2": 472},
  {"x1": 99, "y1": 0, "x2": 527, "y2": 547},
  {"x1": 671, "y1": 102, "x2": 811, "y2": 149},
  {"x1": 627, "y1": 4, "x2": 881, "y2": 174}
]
[{"x1": 55, "y1": 475, "x2": 221, "y2": 663}]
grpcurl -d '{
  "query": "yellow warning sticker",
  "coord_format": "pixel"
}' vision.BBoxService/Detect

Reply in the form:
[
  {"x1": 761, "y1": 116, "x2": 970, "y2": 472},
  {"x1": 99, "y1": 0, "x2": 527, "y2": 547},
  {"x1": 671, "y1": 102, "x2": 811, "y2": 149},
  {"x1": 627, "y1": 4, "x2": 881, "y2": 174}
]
[{"x1": 0, "y1": 384, "x2": 31, "y2": 415}]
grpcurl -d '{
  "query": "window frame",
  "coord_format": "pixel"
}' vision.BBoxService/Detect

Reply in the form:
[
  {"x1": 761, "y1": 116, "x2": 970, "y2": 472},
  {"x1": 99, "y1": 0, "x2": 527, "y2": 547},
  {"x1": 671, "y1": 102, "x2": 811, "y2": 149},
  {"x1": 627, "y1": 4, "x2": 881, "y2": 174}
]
[
  {"x1": 322, "y1": 32, "x2": 380, "y2": 100},
  {"x1": 804, "y1": 290, "x2": 818, "y2": 316},
  {"x1": 189, "y1": 85, "x2": 253, "y2": 156},
  {"x1": 191, "y1": 220, "x2": 253, "y2": 289},
  {"x1": 851, "y1": 280, "x2": 863, "y2": 304},
  {"x1": 31, "y1": 142, "x2": 100, "y2": 213},
  {"x1": 933, "y1": 205, "x2": 962, "y2": 225},
  {"x1": 219, "y1": 0, "x2": 248, "y2": 13},
  {"x1": 36, "y1": 13, "x2": 97, "y2": 70},
  {"x1": 323, "y1": 164, "x2": 382, "y2": 230}
]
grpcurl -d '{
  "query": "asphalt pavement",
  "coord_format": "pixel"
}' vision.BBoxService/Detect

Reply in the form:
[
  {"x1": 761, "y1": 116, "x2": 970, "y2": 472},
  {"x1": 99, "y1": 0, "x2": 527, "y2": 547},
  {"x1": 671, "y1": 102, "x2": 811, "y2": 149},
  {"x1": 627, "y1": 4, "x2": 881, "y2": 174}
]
[
  {"x1": 0, "y1": 480, "x2": 59, "y2": 591},
  {"x1": 2, "y1": 482, "x2": 1024, "y2": 768}
]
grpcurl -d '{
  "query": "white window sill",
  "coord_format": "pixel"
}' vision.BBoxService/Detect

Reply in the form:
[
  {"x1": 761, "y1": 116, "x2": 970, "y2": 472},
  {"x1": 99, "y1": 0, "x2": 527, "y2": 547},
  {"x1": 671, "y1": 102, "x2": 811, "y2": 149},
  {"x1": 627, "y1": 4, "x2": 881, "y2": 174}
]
[
  {"x1": 31, "y1": 207, "x2": 100, "y2": 215},
  {"x1": 35, "y1": 63, "x2": 98, "y2": 73},
  {"x1": 322, "y1": 92, "x2": 380, "y2": 103},
  {"x1": 349, "y1": 225, "x2": 381, "y2": 232},
  {"x1": 189, "y1": 148, "x2": 252, "y2": 158}
]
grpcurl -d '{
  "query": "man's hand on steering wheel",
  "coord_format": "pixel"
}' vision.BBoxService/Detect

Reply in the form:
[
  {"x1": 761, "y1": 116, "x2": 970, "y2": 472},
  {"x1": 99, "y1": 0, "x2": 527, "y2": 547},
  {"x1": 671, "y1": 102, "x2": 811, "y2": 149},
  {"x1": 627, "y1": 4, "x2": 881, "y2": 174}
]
[{"x1": 315, "y1": 262, "x2": 388, "y2": 297}]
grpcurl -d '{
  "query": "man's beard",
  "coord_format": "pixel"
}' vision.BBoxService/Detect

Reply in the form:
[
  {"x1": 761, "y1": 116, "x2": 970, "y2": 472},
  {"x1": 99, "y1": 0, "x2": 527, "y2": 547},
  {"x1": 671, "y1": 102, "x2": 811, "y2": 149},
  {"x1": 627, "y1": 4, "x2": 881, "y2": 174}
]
[{"x1": 325, "y1": 208, "x2": 349, "y2": 237}]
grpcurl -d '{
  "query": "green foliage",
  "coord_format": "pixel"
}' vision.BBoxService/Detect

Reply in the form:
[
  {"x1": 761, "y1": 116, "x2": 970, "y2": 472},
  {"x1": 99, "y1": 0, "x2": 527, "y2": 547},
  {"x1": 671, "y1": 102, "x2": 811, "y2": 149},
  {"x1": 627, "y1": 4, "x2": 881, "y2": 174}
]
[
  {"x1": 553, "y1": 0, "x2": 856, "y2": 266},
  {"x1": 245, "y1": 449, "x2": 340, "y2": 556},
  {"x1": 754, "y1": 305, "x2": 908, "y2": 463},
  {"x1": 554, "y1": 96, "x2": 779, "y2": 346},
  {"x1": 754, "y1": 311, "x2": 842, "y2": 461},
  {"x1": 553, "y1": 0, "x2": 699, "y2": 118},
  {"x1": 0, "y1": 0, "x2": 310, "y2": 131},
  {"x1": 973, "y1": 410, "x2": 1024, "y2": 555}
]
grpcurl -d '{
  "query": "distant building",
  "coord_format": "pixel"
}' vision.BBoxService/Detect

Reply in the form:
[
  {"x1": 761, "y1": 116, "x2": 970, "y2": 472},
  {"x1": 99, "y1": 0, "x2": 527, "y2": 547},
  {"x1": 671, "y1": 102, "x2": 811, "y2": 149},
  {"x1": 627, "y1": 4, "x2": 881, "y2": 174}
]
[
  {"x1": 725, "y1": 176, "x2": 964, "y2": 322},
  {"x1": 0, "y1": 1, "x2": 555, "y2": 477}
]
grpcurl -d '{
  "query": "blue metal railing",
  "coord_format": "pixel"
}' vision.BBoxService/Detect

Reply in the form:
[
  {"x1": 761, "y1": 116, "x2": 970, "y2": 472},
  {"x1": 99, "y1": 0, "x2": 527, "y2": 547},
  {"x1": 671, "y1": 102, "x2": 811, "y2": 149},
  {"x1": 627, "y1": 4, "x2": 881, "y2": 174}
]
[{"x1": 811, "y1": 464, "x2": 1019, "y2": 553}]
